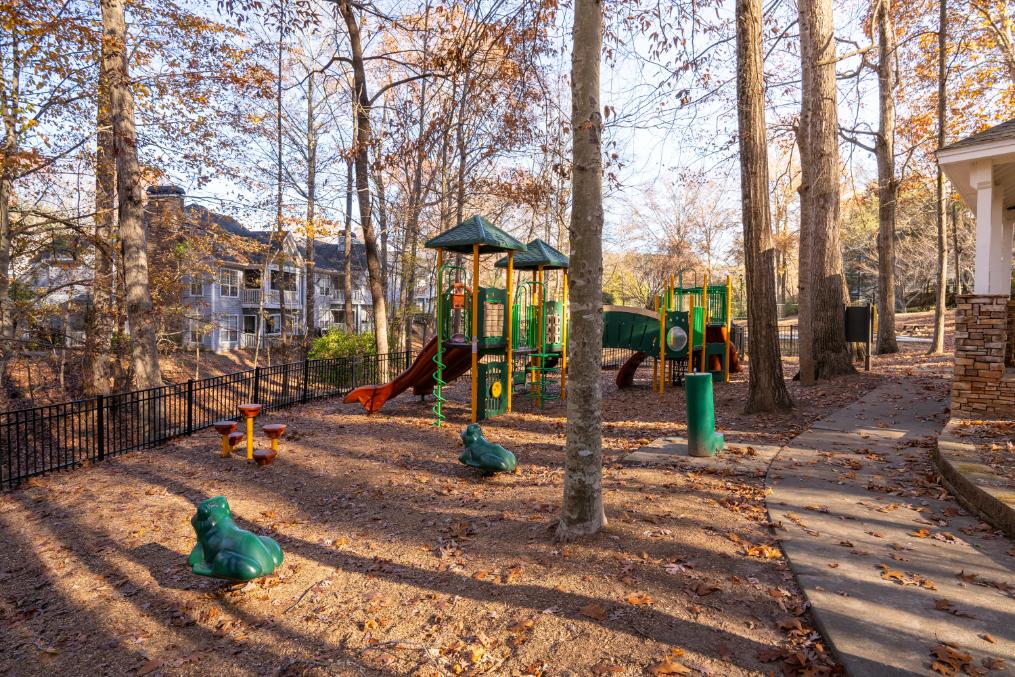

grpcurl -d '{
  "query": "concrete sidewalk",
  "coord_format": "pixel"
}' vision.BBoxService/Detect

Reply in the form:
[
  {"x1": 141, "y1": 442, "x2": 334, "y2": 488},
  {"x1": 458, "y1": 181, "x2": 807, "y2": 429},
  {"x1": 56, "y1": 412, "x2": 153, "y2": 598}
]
[{"x1": 767, "y1": 382, "x2": 1015, "y2": 676}]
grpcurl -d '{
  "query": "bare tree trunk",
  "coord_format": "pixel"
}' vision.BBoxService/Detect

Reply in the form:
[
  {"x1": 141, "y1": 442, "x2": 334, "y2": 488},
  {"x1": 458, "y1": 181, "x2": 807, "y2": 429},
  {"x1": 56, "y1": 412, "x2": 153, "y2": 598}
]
[
  {"x1": 374, "y1": 96, "x2": 390, "y2": 300},
  {"x1": 0, "y1": 27, "x2": 20, "y2": 345},
  {"x1": 736, "y1": 0, "x2": 793, "y2": 412},
  {"x1": 84, "y1": 48, "x2": 117, "y2": 395},
  {"x1": 455, "y1": 77, "x2": 472, "y2": 227},
  {"x1": 930, "y1": 0, "x2": 948, "y2": 354},
  {"x1": 798, "y1": 0, "x2": 854, "y2": 381},
  {"x1": 559, "y1": 0, "x2": 606, "y2": 540},
  {"x1": 101, "y1": 0, "x2": 162, "y2": 389},
  {"x1": 0, "y1": 174, "x2": 13, "y2": 344},
  {"x1": 338, "y1": 0, "x2": 389, "y2": 356},
  {"x1": 305, "y1": 70, "x2": 317, "y2": 351},
  {"x1": 343, "y1": 155, "x2": 354, "y2": 332},
  {"x1": 875, "y1": 0, "x2": 899, "y2": 354},
  {"x1": 275, "y1": 3, "x2": 288, "y2": 348}
]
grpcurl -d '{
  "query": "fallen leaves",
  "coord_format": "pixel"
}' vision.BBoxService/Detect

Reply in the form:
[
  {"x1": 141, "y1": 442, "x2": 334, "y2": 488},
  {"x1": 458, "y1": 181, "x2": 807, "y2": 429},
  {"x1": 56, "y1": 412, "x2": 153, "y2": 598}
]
[
  {"x1": 878, "y1": 564, "x2": 937, "y2": 590},
  {"x1": 686, "y1": 581, "x2": 720, "y2": 597},
  {"x1": 744, "y1": 543, "x2": 782, "y2": 559},
  {"x1": 929, "y1": 643, "x2": 983, "y2": 676},
  {"x1": 647, "y1": 649, "x2": 691, "y2": 675},
  {"x1": 625, "y1": 592, "x2": 653, "y2": 606},
  {"x1": 579, "y1": 603, "x2": 609, "y2": 621},
  {"x1": 933, "y1": 598, "x2": 974, "y2": 619}
]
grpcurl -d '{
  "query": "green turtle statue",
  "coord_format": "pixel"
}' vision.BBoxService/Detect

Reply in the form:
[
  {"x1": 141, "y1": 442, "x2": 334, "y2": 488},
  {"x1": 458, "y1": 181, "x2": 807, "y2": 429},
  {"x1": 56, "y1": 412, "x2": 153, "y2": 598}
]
[
  {"x1": 188, "y1": 495, "x2": 283, "y2": 581},
  {"x1": 459, "y1": 423, "x2": 517, "y2": 473}
]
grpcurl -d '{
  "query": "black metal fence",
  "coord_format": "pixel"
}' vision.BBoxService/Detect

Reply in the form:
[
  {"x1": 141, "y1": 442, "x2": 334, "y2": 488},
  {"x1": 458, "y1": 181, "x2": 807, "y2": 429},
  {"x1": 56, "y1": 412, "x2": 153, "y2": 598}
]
[
  {"x1": 601, "y1": 347, "x2": 637, "y2": 369},
  {"x1": 0, "y1": 351, "x2": 413, "y2": 490},
  {"x1": 739, "y1": 324, "x2": 798, "y2": 358}
]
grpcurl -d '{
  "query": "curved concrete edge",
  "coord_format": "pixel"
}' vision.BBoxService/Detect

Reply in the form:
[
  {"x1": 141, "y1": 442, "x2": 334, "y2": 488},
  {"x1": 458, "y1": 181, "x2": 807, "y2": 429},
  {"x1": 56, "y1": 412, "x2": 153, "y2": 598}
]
[{"x1": 934, "y1": 419, "x2": 1015, "y2": 538}]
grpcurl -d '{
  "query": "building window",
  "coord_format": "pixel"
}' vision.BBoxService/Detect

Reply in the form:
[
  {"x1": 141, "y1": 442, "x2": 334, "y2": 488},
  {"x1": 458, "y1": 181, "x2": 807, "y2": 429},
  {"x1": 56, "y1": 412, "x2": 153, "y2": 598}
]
[
  {"x1": 222, "y1": 315, "x2": 239, "y2": 343},
  {"x1": 266, "y1": 314, "x2": 281, "y2": 335},
  {"x1": 189, "y1": 277, "x2": 204, "y2": 296},
  {"x1": 270, "y1": 270, "x2": 297, "y2": 291},
  {"x1": 220, "y1": 269, "x2": 239, "y2": 297},
  {"x1": 243, "y1": 269, "x2": 261, "y2": 289},
  {"x1": 188, "y1": 318, "x2": 205, "y2": 343},
  {"x1": 317, "y1": 275, "x2": 331, "y2": 296}
]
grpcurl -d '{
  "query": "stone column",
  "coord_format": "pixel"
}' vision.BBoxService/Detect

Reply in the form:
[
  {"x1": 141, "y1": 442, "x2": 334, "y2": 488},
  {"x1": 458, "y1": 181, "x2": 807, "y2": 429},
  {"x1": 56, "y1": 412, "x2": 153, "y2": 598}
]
[{"x1": 951, "y1": 294, "x2": 1015, "y2": 419}]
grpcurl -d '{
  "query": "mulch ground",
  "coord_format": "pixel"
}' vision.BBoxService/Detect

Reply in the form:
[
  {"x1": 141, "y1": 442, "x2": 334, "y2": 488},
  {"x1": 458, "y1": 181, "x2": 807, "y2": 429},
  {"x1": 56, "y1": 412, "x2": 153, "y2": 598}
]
[{"x1": 0, "y1": 346, "x2": 949, "y2": 676}]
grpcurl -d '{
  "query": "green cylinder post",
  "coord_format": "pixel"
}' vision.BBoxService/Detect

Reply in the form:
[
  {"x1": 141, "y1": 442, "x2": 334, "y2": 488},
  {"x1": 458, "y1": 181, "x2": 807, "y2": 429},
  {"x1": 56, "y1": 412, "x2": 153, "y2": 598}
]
[{"x1": 686, "y1": 373, "x2": 723, "y2": 457}]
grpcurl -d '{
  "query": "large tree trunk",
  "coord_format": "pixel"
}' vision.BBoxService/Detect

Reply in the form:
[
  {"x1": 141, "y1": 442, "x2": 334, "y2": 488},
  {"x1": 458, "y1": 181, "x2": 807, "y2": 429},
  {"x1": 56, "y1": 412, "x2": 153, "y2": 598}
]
[
  {"x1": 736, "y1": 0, "x2": 793, "y2": 412},
  {"x1": 0, "y1": 26, "x2": 20, "y2": 345},
  {"x1": 275, "y1": 7, "x2": 288, "y2": 348},
  {"x1": 558, "y1": 0, "x2": 606, "y2": 540},
  {"x1": 304, "y1": 70, "x2": 317, "y2": 350},
  {"x1": 797, "y1": 0, "x2": 854, "y2": 381},
  {"x1": 101, "y1": 0, "x2": 162, "y2": 390},
  {"x1": 343, "y1": 155, "x2": 354, "y2": 332},
  {"x1": 875, "y1": 0, "x2": 899, "y2": 354},
  {"x1": 338, "y1": 0, "x2": 389, "y2": 356},
  {"x1": 374, "y1": 97, "x2": 390, "y2": 301},
  {"x1": 930, "y1": 0, "x2": 948, "y2": 355},
  {"x1": 84, "y1": 48, "x2": 117, "y2": 395},
  {"x1": 0, "y1": 175, "x2": 12, "y2": 344}
]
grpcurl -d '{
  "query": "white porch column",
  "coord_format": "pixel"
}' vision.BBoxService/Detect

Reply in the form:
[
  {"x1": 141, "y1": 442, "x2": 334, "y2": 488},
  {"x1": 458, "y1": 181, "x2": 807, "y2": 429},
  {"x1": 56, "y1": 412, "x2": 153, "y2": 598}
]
[{"x1": 971, "y1": 160, "x2": 1012, "y2": 294}]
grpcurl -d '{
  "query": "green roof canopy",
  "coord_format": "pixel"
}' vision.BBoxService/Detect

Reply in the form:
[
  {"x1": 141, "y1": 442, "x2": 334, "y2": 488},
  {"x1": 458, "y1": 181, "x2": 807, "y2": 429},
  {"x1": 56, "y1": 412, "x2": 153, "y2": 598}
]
[
  {"x1": 495, "y1": 238, "x2": 570, "y2": 270},
  {"x1": 424, "y1": 215, "x2": 527, "y2": 254}
]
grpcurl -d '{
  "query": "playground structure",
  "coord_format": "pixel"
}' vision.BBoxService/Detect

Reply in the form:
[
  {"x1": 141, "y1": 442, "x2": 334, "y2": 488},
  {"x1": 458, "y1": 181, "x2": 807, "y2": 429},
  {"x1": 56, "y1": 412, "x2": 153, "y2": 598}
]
[
  {"x1": 344, "y1": 216, "x2": 742, "y2": 420},
  {"x1": 346, "y1": 216, "x2": 572, "y2": 425},
  {"x1": 213, "y1": 405, "x2": 287, "y2": 465},
  {"x1": 610, "y1": 274, "x2": 741, "y2": 392}
]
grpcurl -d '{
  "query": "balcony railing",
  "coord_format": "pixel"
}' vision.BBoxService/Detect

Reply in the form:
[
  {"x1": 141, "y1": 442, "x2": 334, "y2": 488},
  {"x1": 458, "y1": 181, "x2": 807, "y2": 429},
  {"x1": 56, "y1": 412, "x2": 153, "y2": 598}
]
[{"x1": 240, "y1": 289, "x2": 280, "y2": 306}]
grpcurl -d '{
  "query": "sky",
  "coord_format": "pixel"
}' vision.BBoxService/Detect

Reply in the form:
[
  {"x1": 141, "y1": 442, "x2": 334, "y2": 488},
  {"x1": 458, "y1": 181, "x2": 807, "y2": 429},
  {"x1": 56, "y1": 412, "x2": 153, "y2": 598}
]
[{"x1": 160, "y1": 0, "x2": 882, "y2": 262}]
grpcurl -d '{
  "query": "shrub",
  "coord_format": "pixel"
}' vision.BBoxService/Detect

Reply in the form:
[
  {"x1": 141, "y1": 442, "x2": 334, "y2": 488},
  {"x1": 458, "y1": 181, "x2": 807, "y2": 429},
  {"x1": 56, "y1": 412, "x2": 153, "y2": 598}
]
[{"x1": 309, "y1": 328, "x2": 376, "y2": 359}]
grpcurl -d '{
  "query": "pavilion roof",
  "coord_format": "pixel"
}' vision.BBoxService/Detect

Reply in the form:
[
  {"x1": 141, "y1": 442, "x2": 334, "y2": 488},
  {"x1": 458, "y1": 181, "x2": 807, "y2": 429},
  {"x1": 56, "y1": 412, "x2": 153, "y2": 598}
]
[
  {"x1": 424, "y1": 215, "x2": 526, "y2": 254},
  {"x1": 494, "y1": 238, "x2": 570, "y2": 270}
]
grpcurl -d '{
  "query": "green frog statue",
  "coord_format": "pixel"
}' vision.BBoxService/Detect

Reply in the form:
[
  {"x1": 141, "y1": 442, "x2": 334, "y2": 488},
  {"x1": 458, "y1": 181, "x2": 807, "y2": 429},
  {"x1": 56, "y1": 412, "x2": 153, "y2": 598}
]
[
  {"x1": 188, "y1": 496, "x2": 283, "y2": 581},
  {"x1": 459, "y1": 423, "x2": 517, "y2": 474}
]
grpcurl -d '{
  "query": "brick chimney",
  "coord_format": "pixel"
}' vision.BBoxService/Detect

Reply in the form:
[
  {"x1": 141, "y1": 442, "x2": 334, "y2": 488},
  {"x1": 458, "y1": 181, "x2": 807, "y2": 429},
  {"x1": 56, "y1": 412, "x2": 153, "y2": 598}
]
[{"x1": 143, "y1": 185, "x2": 186, "y2": 243}]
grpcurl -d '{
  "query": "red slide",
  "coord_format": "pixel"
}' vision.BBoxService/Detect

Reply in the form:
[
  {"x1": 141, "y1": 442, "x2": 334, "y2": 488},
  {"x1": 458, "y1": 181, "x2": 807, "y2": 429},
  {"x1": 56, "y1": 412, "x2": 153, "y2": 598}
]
[
  {"x1": 705, "y1": 325, "x2": 743, "y2": 373},
  {"x1": 616, "y1": 352, "x2": 648, "y2": 388},
  {"x1": 344, "y1": 337, "x2": 471, "y2": 413}
]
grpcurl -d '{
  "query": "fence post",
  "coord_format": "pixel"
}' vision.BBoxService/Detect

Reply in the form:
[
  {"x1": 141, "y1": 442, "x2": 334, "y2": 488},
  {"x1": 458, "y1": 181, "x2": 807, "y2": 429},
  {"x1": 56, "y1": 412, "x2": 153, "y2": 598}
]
[
  {"x1": 350, "y1": 355, "x2": 356, "y2": 389},
  {"x1": 186, "y1": 379, "x2": 194, "y2": 435},
  {"x1": 302, "y1": 358, "x2": 310, "y2": 403},
  {"x1": 253, "y1": 366, "x2": 261, "y2": 404},
  {"x1": 96, "y1": 394, "x2": 105, "y2": 462}
]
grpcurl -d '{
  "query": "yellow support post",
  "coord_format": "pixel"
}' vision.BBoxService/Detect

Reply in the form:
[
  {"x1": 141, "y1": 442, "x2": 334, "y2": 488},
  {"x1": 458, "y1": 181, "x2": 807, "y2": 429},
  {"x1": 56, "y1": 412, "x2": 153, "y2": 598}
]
[
  {"x1": 537, "y1": 265, "x2": 544, "y2": 408},
  {"x1": 688, "y1": 294, "x2": 695, "y2": 376},
  {"x1": 471, "y1": 244, "x2": 480, "y2": 423},
  {"x1": 561, "y1": 269, "x2": 568, "y2": 400},
  {"x1": 724, "y1": 275, "x2": 732, "y2": 383},
  {"x1": 658, "y1": 296, "x2": 665, "y2": 394},
  {"x1": 700, "y1": 274, "x2": 709, "y2": 373},
  {"x1": 506, "y1": 251, "x2": 514, "y2": 413}
]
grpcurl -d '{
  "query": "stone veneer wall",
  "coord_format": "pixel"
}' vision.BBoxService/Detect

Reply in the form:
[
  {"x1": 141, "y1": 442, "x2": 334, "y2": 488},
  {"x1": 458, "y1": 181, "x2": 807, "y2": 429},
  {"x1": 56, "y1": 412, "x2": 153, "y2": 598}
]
[
  {"x1": 951, "y1": 294, "x2": 1015, "y2": 419},
  {"x1": 1008, "y1": 300, "x2": 1015, "y2": 368}
]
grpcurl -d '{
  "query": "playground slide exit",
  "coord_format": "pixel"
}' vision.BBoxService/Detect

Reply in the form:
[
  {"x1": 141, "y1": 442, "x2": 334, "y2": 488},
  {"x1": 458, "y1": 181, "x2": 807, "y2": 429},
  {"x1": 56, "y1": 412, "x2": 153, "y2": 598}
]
[{"x1": 344, "y1": 336, "x2": 471, "y2": 413}]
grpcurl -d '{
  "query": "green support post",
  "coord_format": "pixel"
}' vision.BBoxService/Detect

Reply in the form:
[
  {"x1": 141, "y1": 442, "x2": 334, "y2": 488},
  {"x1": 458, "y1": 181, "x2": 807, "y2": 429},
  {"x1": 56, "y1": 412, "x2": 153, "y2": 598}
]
[{"x1": 685, "y1": 373, "x2": 724, "y2": 457}]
